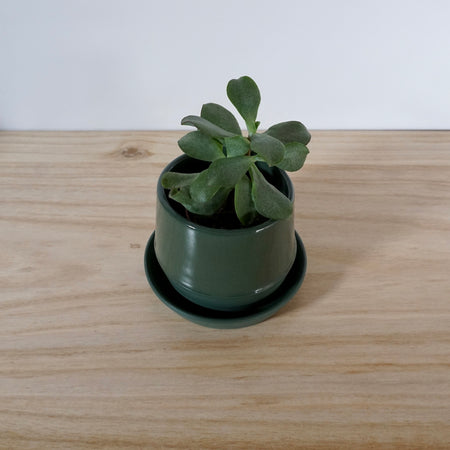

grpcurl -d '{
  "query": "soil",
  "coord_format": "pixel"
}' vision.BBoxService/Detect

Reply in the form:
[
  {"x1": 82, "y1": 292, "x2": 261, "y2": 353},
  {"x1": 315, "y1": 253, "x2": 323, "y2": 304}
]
[{"x1": 167, "y1": 190, "x2": 268, "y2": 230}]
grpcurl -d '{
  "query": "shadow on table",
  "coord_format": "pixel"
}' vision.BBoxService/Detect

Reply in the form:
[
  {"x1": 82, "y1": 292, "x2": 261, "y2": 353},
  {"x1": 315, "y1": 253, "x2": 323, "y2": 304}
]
[
  {"x1": 287, "y1": 270, "x2": 342, "y2": 311},
  {"x1": 275, "y1": 246, "x2": 347, "y2": 317}
]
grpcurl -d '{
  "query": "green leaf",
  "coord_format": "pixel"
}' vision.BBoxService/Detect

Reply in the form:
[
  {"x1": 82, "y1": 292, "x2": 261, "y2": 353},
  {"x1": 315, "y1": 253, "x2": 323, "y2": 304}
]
[
  {"x1": 201, "y1": 103, "x2": 242, "y2": 135},
  {"x1": 170, "y1": 186, "x2": 230, "y2": 216},
  {"x1": 181, "y1": 115, "x2": 234, "y2": 138},
  {"x1": 226, "y1": 76, "x2": 261, "y2": 135},
  {"x1": 190, "y1": 156, "x2": 252, "y2": 203},
  {"x1": 234, "y1": 174, "x2": 257, "y2": 226},
  {"x1": 265, "y1": 121, "x2": 311, "y2": 145},
  {"x1": 178, "y1": 131, "x2": 224, "y2": 162},
  {"x1": 224, "y1": 135, "x2": 250, "y2": 157},
  {"x1": 249, "y1": 164, "x2": 293, "y2": 220},
  {"x1": 275, "y1": 142, "x2": 309, "y2": 171},
  {"x1": 250, "y1": 133, "x2": 285, "y2": 166},
  {"x1": 161, "y1": 171, "x2": 199, "y2": 189}
]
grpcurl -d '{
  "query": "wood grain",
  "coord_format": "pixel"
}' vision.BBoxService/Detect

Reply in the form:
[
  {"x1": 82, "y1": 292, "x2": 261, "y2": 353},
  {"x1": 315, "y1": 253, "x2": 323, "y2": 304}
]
[{"x1": 0, "y1": 131, "x2": 449, "y2": 449}]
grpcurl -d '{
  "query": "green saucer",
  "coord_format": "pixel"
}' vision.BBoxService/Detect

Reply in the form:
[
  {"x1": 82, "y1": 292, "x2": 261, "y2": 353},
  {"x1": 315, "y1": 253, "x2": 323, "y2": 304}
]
[{"x1": 144, "y1": 231, "x2": 307, "y2": 329}]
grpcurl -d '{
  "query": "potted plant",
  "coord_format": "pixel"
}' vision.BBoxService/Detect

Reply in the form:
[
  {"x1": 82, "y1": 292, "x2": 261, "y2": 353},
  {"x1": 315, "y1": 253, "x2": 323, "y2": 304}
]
[{"x1": 144, "y1": 76, "x2": 310, "y2": 328}]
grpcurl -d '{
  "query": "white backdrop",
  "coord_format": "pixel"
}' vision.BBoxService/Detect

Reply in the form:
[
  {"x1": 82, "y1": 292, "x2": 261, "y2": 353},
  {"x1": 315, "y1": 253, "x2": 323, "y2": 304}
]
[{"x1": 1, "y1": 0, "x2": 449, "y2": 130}]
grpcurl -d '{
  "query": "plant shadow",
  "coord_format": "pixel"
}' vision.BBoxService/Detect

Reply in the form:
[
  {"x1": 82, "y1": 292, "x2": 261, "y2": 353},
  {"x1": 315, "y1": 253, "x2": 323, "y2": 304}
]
[{"x1": 272, "y1": 131, "x2": 438, "y2": 318}]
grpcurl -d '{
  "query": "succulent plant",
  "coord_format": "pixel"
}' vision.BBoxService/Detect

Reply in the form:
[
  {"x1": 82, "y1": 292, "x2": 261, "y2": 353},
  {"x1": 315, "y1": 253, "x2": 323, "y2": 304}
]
[{"x1": 161, "y1": 76, "x2": 311, "y2": 227}]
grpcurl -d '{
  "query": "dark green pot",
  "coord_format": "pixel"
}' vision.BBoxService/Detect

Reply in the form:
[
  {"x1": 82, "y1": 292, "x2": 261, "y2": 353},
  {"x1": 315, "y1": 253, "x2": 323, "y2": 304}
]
[{"x1": 154, "y1": 155, "x2": 297, "y2": 313}]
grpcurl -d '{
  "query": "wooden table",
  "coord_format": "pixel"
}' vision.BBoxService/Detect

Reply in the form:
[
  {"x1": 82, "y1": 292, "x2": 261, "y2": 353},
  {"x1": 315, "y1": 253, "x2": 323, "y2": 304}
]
[{"x1": 1, "y1": 131, "x2": 449, "y2": 449}]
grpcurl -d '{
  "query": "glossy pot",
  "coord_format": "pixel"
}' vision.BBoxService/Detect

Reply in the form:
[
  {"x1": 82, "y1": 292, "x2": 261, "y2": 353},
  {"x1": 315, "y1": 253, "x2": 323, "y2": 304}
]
[{"x1": 154, "y1": 155, "x2": 297, "y2": 312}]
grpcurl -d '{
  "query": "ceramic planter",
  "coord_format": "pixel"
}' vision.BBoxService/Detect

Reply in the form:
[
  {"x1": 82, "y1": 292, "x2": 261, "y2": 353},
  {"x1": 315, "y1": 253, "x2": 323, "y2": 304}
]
[{"x1": 144, "y1": 155, "x2": 307, "y2": 328}]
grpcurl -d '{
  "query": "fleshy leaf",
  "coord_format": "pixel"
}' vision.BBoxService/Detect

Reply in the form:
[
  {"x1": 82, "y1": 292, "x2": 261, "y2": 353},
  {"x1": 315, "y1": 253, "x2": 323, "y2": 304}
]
[
  {"x1": 234, "y1": 174, "x2": 257, "y2": 226},
  {"x1": 169, "y1": 186, "x2": 230, "y2": 216},
  {"x1": 178, "y1": 131, "x2": 224, "y2": 161},
  {"x1": 250, "y1": 133, "x2": 285, "y2": 166},
  {"x1": 249, "y1": 164, "x2": 293, "y2": 220},
  {"x1": 161, "y1": 171, "x2": 199, "y2": 189},
  {"x1": 190, "y1": 156, "x2": 252, "y2": 203},
  {"x1": 264, "y1": 121, "x2": 311, "y2": 145},
  {"x1": 275, "y1": 142, "x2": 309, "y2": 171},
  {"x1": 224, "y1": 135, "x2": 250, "y2": 157},
  {"x1": 226, "y1": 76, "x2": 260, "y2": 135},
  {"x1": 201, "y1": 103, "x2": 242, "y2": 135},
  {"x1": 181, "y1": 115, "x2": 234, "y2": 138}
]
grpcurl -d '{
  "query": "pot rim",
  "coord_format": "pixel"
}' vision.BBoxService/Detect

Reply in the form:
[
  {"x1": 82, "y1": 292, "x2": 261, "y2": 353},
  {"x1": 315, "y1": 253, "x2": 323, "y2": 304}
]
[{"x1": 157, "y1": 154, "x2": 295, "y2": 236}]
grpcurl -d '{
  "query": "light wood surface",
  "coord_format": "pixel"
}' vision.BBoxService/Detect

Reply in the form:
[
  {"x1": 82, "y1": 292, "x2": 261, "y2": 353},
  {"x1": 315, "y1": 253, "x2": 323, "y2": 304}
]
[{"x1": 1, "y1": 131, "x2": 449, "y2": 449}]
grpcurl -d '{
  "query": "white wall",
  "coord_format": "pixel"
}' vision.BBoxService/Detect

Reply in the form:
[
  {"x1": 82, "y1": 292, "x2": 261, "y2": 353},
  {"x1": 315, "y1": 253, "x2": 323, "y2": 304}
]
[{"x1": 1, "y1": 0, "x2": 449, "y2": 130}]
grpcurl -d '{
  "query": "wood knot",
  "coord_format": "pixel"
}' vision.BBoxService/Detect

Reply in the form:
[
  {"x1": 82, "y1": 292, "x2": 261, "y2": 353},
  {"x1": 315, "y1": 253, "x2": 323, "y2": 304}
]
[
  {"x1": 115, "y1": 141, "x2": 153, "y2": 159},
  {"x1": 121, "y1": 146, "x2": 143, "y2": 158}
]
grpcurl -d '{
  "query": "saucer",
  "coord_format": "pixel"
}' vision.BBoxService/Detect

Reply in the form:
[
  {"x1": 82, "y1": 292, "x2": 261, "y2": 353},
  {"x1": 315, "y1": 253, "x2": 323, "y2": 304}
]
[{"x1": 144, "y1": 231, "x2": 307, "y2": 329}]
